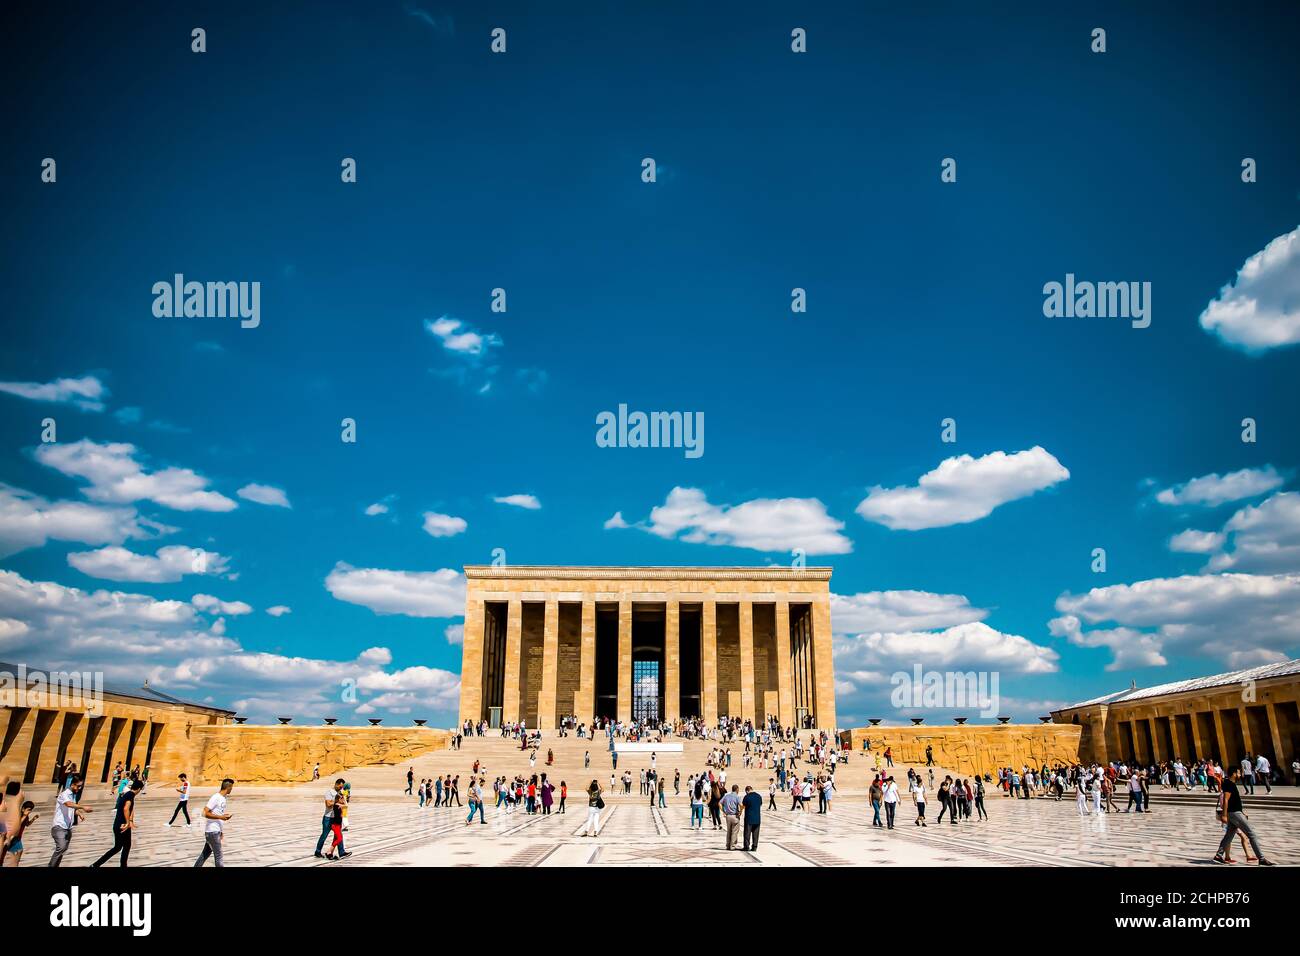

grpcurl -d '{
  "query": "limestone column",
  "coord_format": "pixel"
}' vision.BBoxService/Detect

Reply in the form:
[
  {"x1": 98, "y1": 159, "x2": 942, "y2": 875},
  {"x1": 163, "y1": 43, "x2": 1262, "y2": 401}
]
[
  {"x1": 458, "y1": 596, "x2": 485, "y2": 724},
  {"x1": 537, "y1": 598, "x2": 560, "y2": 730},
  {"x1": 1189, "y1": 712, "x2": 1206, "y2": 762},
  {"x1": 617, "y1": 598, "x2": 632, "y2": 723},
  {"x1": 502, "y1": 597, "x2": 523, "y2": 724},
  {"x1": 664, "y1": 599, "x2": 680, "y2": 723},
  {"x1": 578, "y1": 600, "x2": 596, "y2": 724},
  {"x1": 1238, "y1": 706, "x2": 1254, "y2": 757},
  {"x1": 1167, "y1": 715, "x2": 1185, "y2": 760},
  {"x1": 810, "y1": 598, "x2": 837, "y2": 729},
  {"x1": 701, "y1": 600, "x2": 718, "y2": 724},
  {"x1": 1212, "y1": 709, "x2": 1230, "y2": 765},
  {"x1": 739, "y1": 599, "x2": 756, "y2": 725},
  {"x1": 1146, "y1": 716, "x2": 1163, "y2": 762},
  {"x1": 1265, "y1": 703, "x2": 1287, "y2": 781},
  {"x1": 774, "y1": 601, "x2": 793, "y2": 729}
]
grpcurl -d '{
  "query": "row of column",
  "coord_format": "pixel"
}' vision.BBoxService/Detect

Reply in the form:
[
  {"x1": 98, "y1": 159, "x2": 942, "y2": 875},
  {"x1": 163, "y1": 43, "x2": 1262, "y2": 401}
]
[
  {"x1": 466, "y1": 595, "x2": 835, "y2": 730},
  {"x1": 1114, "y1": 704, "x2": 1290, "y2": 774}
]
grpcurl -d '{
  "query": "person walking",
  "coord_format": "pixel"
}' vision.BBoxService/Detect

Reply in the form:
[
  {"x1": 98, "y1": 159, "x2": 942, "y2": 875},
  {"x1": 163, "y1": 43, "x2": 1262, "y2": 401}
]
[
  {"x1": 721, "y1": 784, "x2": 742, "y2": 850},
  {"x1": 1213, "y1": 767, "x2": 1274, "y2": 866},
  {"x1": 91, "y1": 778, "x2": 142, "y2": 867},
  {"x1": 48, "y1": 774, "x2": 93, "y2": 867},
  {"x1": 315, "y1": 778, "x2": 347, "y2": 858},
  {"x1": 194, "y1": 778, "x2": 234, "y2": 867},
  {"x1": 974, "y1": 775, "x2": 988, "y2": 821},
  {"x1": 882, "y1": 775, "x2": 899, "y2": 829},
  {"x1": 166, "y1": 773, "x2": 192, "y2": 827},
  {"x1": 583, "y1": 779, "x2": 604, "y2": 837},
  {"x1": 559, "y1": 780, "x2": 567, "y2": 813},
  {"x1": 405, "y1": 767, "x2": 414, "y2": 795},
  {"x1": 690, "y1": 776, "x2": 706, "y2": 830},
  {"x1": 742, "y1": 785, "x2": 763, "y2": 851},
  {"x1": 466, "y1": 777, "x2": 486, "y2": 825}
]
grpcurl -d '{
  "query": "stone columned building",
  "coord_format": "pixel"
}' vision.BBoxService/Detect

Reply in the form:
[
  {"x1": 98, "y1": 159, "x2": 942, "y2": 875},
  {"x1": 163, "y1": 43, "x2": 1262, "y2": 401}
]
[{"x1": 458, "y1": 566, "x2": 836, "y2": 730}]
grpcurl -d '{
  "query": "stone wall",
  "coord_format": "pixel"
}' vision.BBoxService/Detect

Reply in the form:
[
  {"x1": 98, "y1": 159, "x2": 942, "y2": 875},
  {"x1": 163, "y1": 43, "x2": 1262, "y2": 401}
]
[
  {"x1": 191, "y1": 725, "x2": 450, "y2": 784},
  {"x1": 842, "y1": 724, "x2": 1083, "y2": 777}
]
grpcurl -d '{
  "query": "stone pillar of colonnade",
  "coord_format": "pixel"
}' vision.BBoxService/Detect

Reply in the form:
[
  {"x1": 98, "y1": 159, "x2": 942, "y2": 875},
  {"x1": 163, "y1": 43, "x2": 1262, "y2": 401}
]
[
  {"x1": 775, "y1": 601, "x2": 793, "y2": 729},
  {"x1": 811, "y1": 598, "x2": 837, "y2": 730},
  {"x1": 701, "y1": 600, "x2": 718, "y2": 724},
  {"x1": 665, "y1": 599, "x2": 680, "y2": 724},
  {"x1": 739, "y1": 599, "x2": 756, "y2": 726},
  {"x1": 501, "y1": 597, "x2": 523, "y2": 724},
  {"x1": 578, "y1": 600, "x2": 596, "y2": 726},
  {"x1": 617, "y1": 598, "x2": 633, "y2": 723},
  {"x1": 537, "y1": 599, "x2": 560, "y2": 730}
]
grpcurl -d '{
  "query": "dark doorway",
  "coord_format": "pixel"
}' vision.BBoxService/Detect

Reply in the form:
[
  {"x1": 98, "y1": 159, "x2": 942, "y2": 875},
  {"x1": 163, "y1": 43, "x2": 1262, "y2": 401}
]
[{"x1": 595, "y1": 604, "x2": 619, "y2": 721}]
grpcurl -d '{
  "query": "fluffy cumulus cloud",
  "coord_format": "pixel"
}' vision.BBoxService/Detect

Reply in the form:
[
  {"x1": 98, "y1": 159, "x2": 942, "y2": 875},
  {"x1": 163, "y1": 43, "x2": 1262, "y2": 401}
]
[
  {"x1": 831, "y1": 590, "x2": 987, "y2": 634},
  {"x1": 636, "y1": 486, "x2": 851, "y2": 555},
  {"x1": 493, "y1": 493, "x2": 540, "y2": 510},
  {"x1": 191, "y1": 593, "x2": 253, "y2": 616},
  {"x1": 325, "y1": 563, "x2": 465, "y2": 618},
  {"x1": 237, "y1": 483, "x2": 291, "y2": 508},
  {"x1": 1168, "y1": 529, "x2": 1226, "y2": 554},
  {"x1": 265, "y1": 605, "x2": 292, "y2": 617},
  {"x1": 1155, "y1": 466, "x2": 1283, "y2": 507},
  {"x1": 1199, "y1": 226, "x2": 1300, "y2": 352},
  {"x1": 424, "y1": 316, "x2": 500, "y2": 357},
  {"x1": 0, "y1": 483, "x2": 157, "y2": 558},
  {"x1": 444, "y1": 622, "x2": 464, "y2": 645},
  {"x1": 35, "y1": 439, "x2": 236, "y2": 512},
  {"x1": 421, "y1": 511, "x2": 467, "y2": 537},
  {"x1": 0, "y1": 373, "x2": 108, "y2": 411},
  {"x1": 1207, "y1": 492, "x2": 1300, "y2": 573},
  {"x1": 67, "y1": 544, "x2": 231, "y2": 583},
  {"x1": 829, "y1": 589, "x2": 1059, "y2": 723},
  {"x1": 856, "y1": 447, "x2": 1069, "y2": 531},
  {"x1": 603, "y1": 511, "x2": 629, "y2": 530},
  {"x1": 1052, "y1": 571, "x2": 1300, "y2": 669},
  {"x1": 0, "y1": 568, "x2": 460, "y2": 723}
]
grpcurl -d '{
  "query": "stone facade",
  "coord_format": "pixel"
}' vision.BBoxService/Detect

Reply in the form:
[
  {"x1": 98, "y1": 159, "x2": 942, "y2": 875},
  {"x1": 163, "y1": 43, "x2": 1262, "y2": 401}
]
[
  {"x1": 190, "y1": 724, "x2": 449, "y2": 784},
  {"x1": 458, "y1": 566, "x2": 837, "y2": 729},
  {"x1": 1052, "y1": 659, "x2": 1300, "y2": 781},
  {"x1": 841, "y1": 724, "x2": 1084, "y2": 777}
]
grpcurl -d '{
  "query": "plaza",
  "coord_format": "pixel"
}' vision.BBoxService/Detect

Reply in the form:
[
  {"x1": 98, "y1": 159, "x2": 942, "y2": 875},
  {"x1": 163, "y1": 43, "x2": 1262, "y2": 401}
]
[{"x1": 12, "y1": 731, "x2": 1297, "y2": 868}]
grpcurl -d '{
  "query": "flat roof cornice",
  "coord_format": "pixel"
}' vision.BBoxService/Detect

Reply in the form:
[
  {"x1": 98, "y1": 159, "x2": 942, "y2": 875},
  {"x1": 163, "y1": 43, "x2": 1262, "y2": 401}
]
[{"x1": 463, "y1": 565, "x2": 833, "y2": 582}]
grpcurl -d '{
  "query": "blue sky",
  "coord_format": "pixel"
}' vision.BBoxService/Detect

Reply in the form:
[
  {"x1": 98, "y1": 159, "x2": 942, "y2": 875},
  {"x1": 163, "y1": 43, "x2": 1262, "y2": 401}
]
[{"x1": 2, "y1": 3, "x2": 1298, "y2": 725}]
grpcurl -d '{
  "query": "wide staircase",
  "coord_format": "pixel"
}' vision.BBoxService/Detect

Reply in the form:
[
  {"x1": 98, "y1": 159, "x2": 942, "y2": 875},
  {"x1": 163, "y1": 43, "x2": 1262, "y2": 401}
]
[{"x1": 330, "y1": 732, "x2": 959, "y2": 800}]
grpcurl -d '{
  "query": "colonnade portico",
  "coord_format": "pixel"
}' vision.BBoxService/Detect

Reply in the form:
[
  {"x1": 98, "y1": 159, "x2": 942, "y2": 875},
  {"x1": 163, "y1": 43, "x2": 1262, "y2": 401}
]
[{"x1": 458, "y1": 566, "x2": 836, "y2": 730}]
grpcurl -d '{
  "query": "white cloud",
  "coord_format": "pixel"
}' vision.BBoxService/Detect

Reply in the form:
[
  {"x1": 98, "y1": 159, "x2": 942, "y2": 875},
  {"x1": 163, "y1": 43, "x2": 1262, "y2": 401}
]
[
  {"x1": 424, "y1": 316, "x2": 501, "y2": 356},
  {"x1": 603, "y1": 511, "x2": 629, "y2": 530},
  {"x1": 444, "y1": 623, "x2": 464, "y2": 645},
  {"x1": 365, "y1": 499, "x2": 392, "y2": 516},
  {"x1": 1052, "y1": 571, "x2": 1300, "y2": 669},
  {"x1": 191, "y1": 593, "x2": 253, "y2": 616},
  {"x1": 638, "y1": 486, "x2": 851, "y2": 555},
  {"x1": 1199, "y1": 226, "x2": 1300, "y2": 351},
  {"x1": 835, "y1": 621, "x2": 1060, "y2": 676},
  {"x1": 35, "y1": 439, "x2": 236, "y2": 512},
  {"x1": 0, "y1": 483, "x2": 155, "y2": 558},
  {"x1": 237, "y1": 483, "x2": 291, "y2": 508},
  {"x1": 493, "y1": 493, "x2": 541, "y2": 510},
  {"x1": 1207, "y1": 491, "x2": 1300, "y2": 573},
  {"x1": 1155, "y1": 466, "x2": 1283, "y2": 507},
  {"x1": 266, "y1": 605, "x2": 292, "y2": 617},
  {"x1": 1048, "y1": 615, "x2": 1168, "y2": 671},
  {"x1": 0, "y1": 568, "x2": 460, "y2": 724},
  {"x1": 856, "y1": 447, "x2": 1069, "y2": 530},
  {"x1": 67, "y1": 544, "x2": 230, "y2": 583},
  {"x1": 325, "y1": 563, "x2": 466, "y2": 618},
  {"x1": 422, "y1": 511, "x2": 467, "y2": 537},
  {"x1": 1169, "y1": 529, "x2": 1226, "y2": 554},
  {"x1": 0, "y1": 374, "x2": 108, "y2": 411},
  {"x1": 831, "y1": 590, "x2": 987, "y2": 635}
]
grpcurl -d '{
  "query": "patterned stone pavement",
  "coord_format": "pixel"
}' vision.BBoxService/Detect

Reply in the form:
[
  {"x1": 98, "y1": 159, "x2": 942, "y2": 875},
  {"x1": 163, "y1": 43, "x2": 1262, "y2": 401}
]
[{"x1": 15, "y1": 782, "x2": 1298, "y2": 868}]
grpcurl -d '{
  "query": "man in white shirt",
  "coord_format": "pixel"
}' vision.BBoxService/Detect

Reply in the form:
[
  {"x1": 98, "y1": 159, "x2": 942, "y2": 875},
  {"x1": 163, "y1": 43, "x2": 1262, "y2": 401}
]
[
  {"x1": 194, "y1": 777, "x2": 234, "y2": 867},
  {"x1": 1254, "y1": 754, "x2": 1272, "y2": 793},
  {"x1": 882, "y1": 776, "x2": 899, "y2": 829},
  {"x1": 167, "y1": 773, "x2": 192, "y2": 827},
  {"x1": 48, "y1": 774, "x2": 93, "y2": 866}
]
